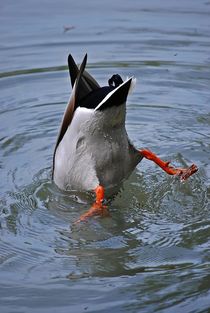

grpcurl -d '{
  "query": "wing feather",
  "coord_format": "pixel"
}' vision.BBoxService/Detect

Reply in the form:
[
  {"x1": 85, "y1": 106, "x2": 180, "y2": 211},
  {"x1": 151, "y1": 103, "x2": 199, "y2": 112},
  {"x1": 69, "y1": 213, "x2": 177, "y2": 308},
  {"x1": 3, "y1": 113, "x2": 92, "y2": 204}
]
[
  {"x1": 52, "y1": 54, "x2": 89, "y2": 176},
  {"x1": 68, "y1": 54, "x2": 100, "y2": 93}
]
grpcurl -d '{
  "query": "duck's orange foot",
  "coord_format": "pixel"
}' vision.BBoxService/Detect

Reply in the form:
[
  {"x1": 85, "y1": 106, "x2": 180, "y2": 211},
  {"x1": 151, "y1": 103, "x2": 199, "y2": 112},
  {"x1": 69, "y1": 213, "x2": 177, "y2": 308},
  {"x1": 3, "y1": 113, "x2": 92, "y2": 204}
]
[
  {"x1": 139, "y1": 149, "x2": 198, "y2": 181},
  {"x1": 174, "y1": 163, "x2": 198, "y2": 181},
  {"x1": 75, "y1": 185, "x2": 109, "y2": 223}
]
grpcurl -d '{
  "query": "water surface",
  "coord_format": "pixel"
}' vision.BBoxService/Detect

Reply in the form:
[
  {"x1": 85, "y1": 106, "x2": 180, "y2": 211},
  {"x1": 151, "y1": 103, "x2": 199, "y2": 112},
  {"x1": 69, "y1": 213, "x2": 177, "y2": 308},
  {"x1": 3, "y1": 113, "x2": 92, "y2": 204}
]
[{"x1": 0, "y1": 0, "x2": 210, "y2": 312}]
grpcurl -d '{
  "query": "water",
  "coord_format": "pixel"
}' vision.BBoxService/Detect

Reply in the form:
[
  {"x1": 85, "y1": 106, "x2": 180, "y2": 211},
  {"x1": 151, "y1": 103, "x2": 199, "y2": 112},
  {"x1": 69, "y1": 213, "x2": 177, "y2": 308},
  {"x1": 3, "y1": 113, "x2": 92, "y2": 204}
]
[{"x1": 0, "y1": 0, "x2": 210, "y2": 312}]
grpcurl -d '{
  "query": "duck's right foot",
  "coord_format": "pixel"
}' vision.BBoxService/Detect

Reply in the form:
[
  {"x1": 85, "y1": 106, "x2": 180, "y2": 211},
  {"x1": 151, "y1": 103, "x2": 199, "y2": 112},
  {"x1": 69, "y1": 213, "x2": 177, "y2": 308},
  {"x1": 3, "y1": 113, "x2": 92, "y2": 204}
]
[{"x1": 75, "y1": 185, "x2": 109, "y2": 223}]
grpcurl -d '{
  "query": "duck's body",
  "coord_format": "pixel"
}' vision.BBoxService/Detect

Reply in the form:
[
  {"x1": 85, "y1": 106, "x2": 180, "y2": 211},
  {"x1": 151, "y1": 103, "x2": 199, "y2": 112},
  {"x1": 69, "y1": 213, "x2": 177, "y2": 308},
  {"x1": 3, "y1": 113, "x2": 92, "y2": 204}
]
[
  {"x1": 53, "y1": 54, "x2": 142, "y2": 196},
  {"x1": 53, "y1": 54, "x2": 197, "y2": 221},
  {"x1": 53, "y1": 105, "x2": 142, "y2": 195}
]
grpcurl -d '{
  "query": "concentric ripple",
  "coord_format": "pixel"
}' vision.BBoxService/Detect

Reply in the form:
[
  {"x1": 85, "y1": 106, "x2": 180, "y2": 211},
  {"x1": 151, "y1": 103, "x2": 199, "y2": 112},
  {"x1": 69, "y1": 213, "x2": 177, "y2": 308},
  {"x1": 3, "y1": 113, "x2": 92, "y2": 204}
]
[{"x1": 1, "y1": 0, "x2": 210, "y2": 312}]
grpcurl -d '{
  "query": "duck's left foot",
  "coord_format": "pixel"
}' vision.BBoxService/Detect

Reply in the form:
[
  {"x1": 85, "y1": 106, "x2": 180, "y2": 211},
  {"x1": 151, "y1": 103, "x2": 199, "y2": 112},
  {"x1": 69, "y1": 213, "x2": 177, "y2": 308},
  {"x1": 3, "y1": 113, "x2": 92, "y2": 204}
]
[
  {"x1": 139, "y1": 149, "x2": 198, "y2": 181},
  {"x1": 175, "y1": 164, "x2": 198, "y2": 181},
  {"x1": 75, "y1": 185, "x2": 109, "y2": 223}
]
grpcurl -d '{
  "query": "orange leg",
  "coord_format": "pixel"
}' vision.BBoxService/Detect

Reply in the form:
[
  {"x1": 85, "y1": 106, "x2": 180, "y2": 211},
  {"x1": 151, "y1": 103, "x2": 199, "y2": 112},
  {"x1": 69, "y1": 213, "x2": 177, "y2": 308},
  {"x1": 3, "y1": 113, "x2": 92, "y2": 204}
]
[
  {"x1": 75, "y1": 185, "x2": 109, "y2": 223},
  {"x1": 139, "y1": 149, "x2": 198, "y2": 181}
]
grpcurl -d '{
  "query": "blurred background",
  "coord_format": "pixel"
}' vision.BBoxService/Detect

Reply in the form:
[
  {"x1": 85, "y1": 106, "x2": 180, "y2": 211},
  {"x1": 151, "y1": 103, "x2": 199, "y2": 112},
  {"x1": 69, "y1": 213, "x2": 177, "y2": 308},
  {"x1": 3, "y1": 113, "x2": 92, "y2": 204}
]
[{"x1": 0, "y1": 1, "x2": 210, "y2": 312}]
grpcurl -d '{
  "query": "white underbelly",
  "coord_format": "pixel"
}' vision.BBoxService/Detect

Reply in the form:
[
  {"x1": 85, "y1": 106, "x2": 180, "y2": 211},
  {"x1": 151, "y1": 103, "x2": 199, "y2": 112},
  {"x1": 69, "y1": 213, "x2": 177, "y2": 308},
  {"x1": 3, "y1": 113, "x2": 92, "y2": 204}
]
[{"x1": 53, "y1": 106, "x2": 141, "y2": 194}]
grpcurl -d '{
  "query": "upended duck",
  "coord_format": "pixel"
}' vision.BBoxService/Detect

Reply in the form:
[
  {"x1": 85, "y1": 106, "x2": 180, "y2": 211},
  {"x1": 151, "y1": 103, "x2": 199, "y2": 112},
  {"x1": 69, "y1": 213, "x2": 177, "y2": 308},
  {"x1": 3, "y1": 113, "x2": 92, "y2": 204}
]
[{"x1": 52, "y1": 54, "x2": 198, "y2": 222}]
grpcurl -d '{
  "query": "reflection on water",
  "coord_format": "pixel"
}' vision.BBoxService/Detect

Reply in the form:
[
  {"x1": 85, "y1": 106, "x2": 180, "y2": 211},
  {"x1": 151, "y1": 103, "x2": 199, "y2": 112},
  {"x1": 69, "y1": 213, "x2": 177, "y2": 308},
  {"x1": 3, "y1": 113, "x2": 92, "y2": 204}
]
[{"x1": 0, "y1": 0, "x2": 210, "y2": 312}]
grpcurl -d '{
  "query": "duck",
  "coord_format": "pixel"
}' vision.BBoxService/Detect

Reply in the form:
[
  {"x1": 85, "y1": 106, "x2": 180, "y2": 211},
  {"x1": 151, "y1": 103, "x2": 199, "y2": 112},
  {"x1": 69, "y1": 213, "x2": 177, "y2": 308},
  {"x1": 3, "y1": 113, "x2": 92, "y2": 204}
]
[{"x1": 52, "y1": 54, "x2": 198, "y2": 222}]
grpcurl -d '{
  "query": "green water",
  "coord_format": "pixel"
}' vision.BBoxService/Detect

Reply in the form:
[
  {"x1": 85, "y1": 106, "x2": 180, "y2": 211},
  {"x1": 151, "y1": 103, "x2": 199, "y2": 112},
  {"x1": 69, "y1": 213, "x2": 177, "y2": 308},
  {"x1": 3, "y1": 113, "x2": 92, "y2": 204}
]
[{"x1": 0, "y1": 1, "x2": 210, "y2": 312}]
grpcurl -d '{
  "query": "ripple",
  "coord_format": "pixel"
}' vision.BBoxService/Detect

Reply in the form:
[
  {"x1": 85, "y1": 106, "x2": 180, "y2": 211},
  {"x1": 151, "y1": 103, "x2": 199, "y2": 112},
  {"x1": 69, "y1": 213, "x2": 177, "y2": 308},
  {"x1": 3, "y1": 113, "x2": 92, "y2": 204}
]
[
  {"x1": 127, "y1": 246, "x2": 201, "y2": 269},
  {"x1": 1, "y1": 59, "x2": 209, "y2": 79},
  {"x1": 0, "y1": 1, "x2": 210, "y2": 310}
]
